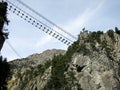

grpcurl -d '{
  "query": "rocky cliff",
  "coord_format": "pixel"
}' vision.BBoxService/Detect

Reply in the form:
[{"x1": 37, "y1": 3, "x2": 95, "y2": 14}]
[{"x1": 7, "y1": 29, "x2": 120, "y2": 90}]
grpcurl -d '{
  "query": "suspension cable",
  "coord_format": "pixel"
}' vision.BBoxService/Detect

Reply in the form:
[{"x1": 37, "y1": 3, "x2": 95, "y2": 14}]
[
  {"x1": 6, "y1": 40, "x2": 22, "y2": 58},
  {"x1": 15, "y1": 0, "x2": 77, "y2": 40},
  {"x1": 6, "y1": 0, "x2": 74, "y2": 45}
]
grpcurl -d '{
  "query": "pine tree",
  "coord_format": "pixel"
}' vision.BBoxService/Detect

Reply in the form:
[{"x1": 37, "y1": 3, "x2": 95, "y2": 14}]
[
  {"x1": 0, "y1": 56, "x2": 10, "y2": 90},
  {"x1": 0, "y1": 2, "x2": 10, "y2": 90},
  {"x1": 115, "y1": 27, "x2": 120, "y2": 35}
]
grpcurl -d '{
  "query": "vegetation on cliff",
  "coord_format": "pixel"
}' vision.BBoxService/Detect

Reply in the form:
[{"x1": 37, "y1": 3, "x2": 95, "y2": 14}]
[
  {"x1": 44, "y1": 39, "x2": 80, "y2": 90},
  {"x1": 44, "y1": 27, "x2": 120, "y2": 90},
  {"x1": 0, "y1": 57, "x2": 10, "y2": 90},
  {"x1": 0, "y1": 2, "x2": 10, "y2": 90},
  {"x1": 7, "y1": 27, "x2": 120, "y2": 90}
]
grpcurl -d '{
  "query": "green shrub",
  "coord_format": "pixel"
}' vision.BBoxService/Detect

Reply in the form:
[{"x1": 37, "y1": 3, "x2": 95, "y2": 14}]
[
  {"x1": 115, "y1": 27, "x2": 120, "y2": 35},
  {"x1": 107, "y1": 29, "x2": 115, "y2": 42},
  {"x1": 88, "y1": 31, "x2": 103, "y2": 43},
  {"x1": 0, "y1": 57, "x2": 10, "y2": 90}
]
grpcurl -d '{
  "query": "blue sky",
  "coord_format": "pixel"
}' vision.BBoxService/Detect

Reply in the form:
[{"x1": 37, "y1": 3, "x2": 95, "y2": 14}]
[{"x1": 1, "y1": 0, "x2": 120, "y2": 61}]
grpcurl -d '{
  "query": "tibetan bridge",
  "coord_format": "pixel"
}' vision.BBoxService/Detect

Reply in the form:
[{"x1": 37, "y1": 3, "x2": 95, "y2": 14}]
[{"x1": 0, "y1": 0, "x2": 77, "y2": 58}]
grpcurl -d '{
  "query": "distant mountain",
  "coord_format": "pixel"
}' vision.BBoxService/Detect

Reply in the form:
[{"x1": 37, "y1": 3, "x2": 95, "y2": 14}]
[
  {"x1": 8, "y1": 49, "x2": 65, "y2": 90},
  {"x1": 9, "y1": 49, "x2": 65, "y2": 69},
  {"x1": 7, "y1": 29, "x2": 120, "y2": 90}
]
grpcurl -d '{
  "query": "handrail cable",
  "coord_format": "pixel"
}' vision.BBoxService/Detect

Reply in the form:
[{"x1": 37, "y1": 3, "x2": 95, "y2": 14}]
[
  {"x1": 6, "y1": 0, "x2": 74, "y2": 45},
  {"x1": 6, "y1": 40, "x2": 22, "y2": 58},
  {"x1": 15, "y1": 0, "x2": 77, "y2": 40}
]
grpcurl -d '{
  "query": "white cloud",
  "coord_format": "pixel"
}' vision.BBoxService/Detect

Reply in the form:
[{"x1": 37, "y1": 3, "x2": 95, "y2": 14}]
[
  {"x1": 63, "y1": 0, "x2": 106, "y2": 34},
  {"x1": 3, "y1": 0, "x2": 107, "y2": 61},
  {"x1": 33, "y1": 0, "x2": 106, "y2": 49},
  {"x1": 35, "y1": 35, "x2": 52, "y2": 49}
]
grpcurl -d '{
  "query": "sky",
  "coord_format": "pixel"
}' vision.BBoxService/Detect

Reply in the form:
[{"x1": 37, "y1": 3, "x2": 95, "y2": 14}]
[{"x1": 1, "y1": 0, "x2": 120, "y2": 61}]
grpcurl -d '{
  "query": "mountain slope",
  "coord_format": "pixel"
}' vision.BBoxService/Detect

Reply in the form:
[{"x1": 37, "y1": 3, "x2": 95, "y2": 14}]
[
  {"x1": 7, "y1": 49, "x2": 65, "y2": 90},
  {"x1": 8, "y1": 29, "x2": 120, "y2": 90}
]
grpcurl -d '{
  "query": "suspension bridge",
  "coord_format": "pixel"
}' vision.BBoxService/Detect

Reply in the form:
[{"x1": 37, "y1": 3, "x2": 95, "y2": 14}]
[{"x1": 0, "y1": 0, "x2": 77, "y2": 58}]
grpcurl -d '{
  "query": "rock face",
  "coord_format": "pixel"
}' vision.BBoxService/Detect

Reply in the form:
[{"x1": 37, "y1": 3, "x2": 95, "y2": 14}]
[
  {"x1": 67, "y1": 30, "x2": 120, "y2": 90},
  {"x1": 7, "y1": 30, "x2": 120, "y2": 90},
  {"x1": 69, "y1": 52, "x2": 119, "y2": 90}
]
